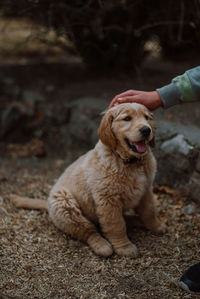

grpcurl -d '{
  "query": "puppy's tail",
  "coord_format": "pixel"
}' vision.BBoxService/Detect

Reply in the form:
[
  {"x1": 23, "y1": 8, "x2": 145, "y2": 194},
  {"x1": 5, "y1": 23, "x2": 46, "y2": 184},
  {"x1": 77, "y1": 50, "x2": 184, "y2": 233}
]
[{"x1": 10, "y1": 195, "x2": 48, "y2": 211}]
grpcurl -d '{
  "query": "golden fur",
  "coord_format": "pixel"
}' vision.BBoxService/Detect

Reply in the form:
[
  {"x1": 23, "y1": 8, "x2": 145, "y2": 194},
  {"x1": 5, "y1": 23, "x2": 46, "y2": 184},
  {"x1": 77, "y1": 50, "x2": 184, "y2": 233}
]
[{"x1": 11, "y1": 103, "x2": 166, "y2": 257}]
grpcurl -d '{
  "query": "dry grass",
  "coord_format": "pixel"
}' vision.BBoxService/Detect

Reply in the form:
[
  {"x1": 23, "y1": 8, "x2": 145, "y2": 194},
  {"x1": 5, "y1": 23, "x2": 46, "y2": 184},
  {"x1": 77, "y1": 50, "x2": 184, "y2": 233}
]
[{"x1": 0, "y1": 156, "x2": 200, "y2": 299}]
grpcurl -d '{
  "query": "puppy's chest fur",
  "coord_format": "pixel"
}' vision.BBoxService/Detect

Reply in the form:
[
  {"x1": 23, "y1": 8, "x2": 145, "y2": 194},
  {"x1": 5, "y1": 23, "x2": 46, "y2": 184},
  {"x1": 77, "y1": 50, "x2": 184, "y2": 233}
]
[
  {"x1": 88, "y1": 152, "x2": 155, "y2": 210},
  {"x1": 109, "y1": 166, "x2": 150, "y2": 210},
  {"x1": 78, "y1": 164, "x2": 150, "y2": 223}
]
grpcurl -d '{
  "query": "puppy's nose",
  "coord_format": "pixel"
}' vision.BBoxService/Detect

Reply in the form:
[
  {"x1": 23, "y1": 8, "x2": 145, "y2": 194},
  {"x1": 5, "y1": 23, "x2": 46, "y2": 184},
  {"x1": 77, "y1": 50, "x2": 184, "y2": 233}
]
[{"x1": 140, "y1": 126, "x2": 151, "y2": 138}]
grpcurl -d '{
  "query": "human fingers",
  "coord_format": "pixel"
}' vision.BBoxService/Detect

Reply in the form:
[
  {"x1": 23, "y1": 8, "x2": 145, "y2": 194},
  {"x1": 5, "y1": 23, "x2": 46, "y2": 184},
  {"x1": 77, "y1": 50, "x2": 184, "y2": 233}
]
[
  {"x1": 121, "y1": 93, "x2": 162, "y2": 111},
  {"x1": 117, "y1": 96, "x2": 144, "y2": 105},
  {"x1": 108, "y1": 97, "x2": 118, "y2": 108},
  {"x1": 114, "y1": 89, "x2": 142, "y2": 99},
  {"x1": 108, "y1": 95, "x2": 132, "y2": 109},
  {"x1": 108, "y1": 90, "x2": 142, "y2": 108}
]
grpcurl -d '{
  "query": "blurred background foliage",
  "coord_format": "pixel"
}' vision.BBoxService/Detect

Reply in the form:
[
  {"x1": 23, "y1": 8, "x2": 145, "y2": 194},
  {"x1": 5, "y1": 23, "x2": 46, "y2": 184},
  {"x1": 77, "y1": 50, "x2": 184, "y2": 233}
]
[{"x1": 1, "y1": 0, "x2": 200, "y2": 69}]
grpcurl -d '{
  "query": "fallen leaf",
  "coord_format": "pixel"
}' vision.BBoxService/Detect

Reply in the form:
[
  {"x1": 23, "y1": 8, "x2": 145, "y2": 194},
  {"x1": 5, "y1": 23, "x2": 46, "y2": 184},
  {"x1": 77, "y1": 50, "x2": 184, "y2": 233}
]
[
  {"x1": 167, "y1": 113, "x2": 174, "y2": 119},
  {"x1": 8, "y1": 138, "x2": 46, "y2": 158},
  {"x1": 173, "y1": 200, "x2": 184, "y2": 210},
  {"x1": 156, "y1": 185, "x2": 177, "y2": 196}
]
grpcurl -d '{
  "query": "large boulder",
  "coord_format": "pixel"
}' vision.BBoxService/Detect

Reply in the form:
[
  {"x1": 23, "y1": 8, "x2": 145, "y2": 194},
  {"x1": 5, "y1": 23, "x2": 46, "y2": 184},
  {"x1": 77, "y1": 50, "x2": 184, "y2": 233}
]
[
  {"x1": 154, "y1": 120, "x2": 200, "y2": 203},
  {"x1": 60, "y1": 97, "x2": 108, "y2": 149}
]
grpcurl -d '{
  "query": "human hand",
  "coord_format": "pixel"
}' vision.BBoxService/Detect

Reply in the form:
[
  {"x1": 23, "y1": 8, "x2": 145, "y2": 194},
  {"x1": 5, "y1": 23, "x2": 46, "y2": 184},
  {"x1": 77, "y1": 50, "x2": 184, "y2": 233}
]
[{"x1": 109, "y1": 90, "x2": 163, "y2": 111}]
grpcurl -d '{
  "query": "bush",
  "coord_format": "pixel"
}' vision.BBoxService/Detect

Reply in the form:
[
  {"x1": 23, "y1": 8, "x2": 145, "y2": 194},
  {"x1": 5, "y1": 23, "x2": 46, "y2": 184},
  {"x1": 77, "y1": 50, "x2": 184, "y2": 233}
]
[{"x1": 2, "y1": 0, "x2": 200, "y2": 69}]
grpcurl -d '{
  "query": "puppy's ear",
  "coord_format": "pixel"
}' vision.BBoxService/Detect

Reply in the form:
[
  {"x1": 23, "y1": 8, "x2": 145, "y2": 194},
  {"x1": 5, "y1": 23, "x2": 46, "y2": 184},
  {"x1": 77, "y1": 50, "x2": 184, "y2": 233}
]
[{"x1": 98, "y1": 110, "x2": 117, "y2": 150}]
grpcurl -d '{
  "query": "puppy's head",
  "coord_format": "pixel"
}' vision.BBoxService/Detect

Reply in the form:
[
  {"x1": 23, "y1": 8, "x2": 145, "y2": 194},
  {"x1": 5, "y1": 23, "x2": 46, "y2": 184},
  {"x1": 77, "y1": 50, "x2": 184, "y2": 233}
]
[{"x1": 98, "y1": 103, "x2": 156, "y2": 160}]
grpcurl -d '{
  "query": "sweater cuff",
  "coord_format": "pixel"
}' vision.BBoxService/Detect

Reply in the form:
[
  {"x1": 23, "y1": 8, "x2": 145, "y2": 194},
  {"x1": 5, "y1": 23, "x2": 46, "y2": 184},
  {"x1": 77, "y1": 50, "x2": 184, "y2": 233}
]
[
  {"x1": 174, "y1": 72, "x2": 197, "y2": 102},
  {"x1": 156, "y1": 82, "x2": 182, "y2": 108}
]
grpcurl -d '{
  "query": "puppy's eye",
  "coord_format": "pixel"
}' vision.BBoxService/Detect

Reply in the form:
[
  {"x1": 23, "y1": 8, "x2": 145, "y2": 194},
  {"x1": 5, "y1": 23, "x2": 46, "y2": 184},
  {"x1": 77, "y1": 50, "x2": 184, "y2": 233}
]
[
  {"x1": 123, "y1": 116, "x2": 132, "y2": 121},
  {"x1": 144, "y1": 114, "x2": 149, "y2": 120}
]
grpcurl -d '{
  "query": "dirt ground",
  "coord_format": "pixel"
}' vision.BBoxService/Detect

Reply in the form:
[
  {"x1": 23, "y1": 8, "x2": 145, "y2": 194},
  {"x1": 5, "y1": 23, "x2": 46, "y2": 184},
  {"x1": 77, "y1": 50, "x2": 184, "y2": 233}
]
[
  {"x1": 1, "y1": 155, "x2": 200, "y2": 299},
  {"x1": 0, "y1": 57, "x2": 200, "y2": 299}
]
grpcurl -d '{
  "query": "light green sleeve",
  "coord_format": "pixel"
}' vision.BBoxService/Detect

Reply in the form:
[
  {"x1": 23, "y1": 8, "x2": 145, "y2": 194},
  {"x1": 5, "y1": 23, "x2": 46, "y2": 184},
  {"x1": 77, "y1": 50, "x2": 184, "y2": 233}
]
[{"x1": 156, "y1": 66, "x2": 200, "y2": 108}]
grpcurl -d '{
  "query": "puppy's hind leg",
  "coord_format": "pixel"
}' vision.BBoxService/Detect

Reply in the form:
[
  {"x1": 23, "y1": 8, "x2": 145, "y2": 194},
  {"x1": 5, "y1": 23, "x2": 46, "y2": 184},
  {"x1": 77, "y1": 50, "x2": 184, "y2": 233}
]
[{"x1": 48, "y1": 189, "x2": 113, "y2": 257}]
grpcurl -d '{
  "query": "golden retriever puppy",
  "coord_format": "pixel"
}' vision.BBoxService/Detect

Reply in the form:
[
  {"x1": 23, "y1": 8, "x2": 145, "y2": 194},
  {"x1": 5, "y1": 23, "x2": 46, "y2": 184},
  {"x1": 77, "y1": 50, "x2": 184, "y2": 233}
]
[{"x1": 11, "y1": 103, "x2": 166, "y2": 257}]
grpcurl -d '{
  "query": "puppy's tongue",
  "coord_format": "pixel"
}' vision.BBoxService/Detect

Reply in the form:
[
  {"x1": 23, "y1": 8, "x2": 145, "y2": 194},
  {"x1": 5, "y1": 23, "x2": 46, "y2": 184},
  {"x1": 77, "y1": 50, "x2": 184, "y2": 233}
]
[{"x1": 131, "y1": 141, "x2": 147, "y2": 153}]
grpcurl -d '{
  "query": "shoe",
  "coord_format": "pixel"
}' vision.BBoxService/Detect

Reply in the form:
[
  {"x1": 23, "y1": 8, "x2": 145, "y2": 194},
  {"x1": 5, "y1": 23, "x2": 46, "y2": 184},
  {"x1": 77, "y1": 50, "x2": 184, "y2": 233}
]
[{"x1": 179, "y1": 262, "x2": 200, "y2": 294}]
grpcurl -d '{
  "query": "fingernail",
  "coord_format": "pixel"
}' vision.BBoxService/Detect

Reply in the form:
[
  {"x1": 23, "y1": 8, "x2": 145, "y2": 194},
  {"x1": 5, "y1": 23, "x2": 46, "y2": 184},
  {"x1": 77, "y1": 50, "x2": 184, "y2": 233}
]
[{"x1": 118, "y1": 98, "x2": 123, "y2": 101}]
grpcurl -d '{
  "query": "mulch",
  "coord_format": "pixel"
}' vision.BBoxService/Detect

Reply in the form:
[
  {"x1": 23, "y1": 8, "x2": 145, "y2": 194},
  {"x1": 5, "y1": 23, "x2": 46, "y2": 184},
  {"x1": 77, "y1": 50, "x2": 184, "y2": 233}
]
[{"x1": 0, "y1": 156, "x2": 199, "y2": 299}]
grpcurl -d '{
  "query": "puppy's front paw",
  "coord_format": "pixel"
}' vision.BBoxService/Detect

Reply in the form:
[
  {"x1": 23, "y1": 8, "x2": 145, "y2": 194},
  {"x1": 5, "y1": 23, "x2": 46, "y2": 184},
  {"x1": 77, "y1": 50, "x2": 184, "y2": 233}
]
[
  {"x1": 88, "y1": 233, "x2": 113, "y2": 257},
  {"x1": 115, "y1": 243, "x2": 138, "y2": 257},
  {"x1": 95, "y1": 239, "x2": 113, "y2": 257}
]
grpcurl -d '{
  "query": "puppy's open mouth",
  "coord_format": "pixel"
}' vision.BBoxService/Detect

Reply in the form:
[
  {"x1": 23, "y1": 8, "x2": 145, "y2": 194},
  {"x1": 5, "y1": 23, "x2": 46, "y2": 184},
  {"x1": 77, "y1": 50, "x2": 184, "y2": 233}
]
[{"x1": 125, "y1": 138, "x2": 147, "y2": 154}]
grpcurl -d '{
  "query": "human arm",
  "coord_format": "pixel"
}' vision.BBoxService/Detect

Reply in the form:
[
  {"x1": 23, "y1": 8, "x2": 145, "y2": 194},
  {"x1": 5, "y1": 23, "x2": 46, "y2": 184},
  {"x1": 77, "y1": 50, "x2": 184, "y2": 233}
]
[
  {"x1": 109, "y1": 66, "x2": 200, "y2": 110},
  {"x1": 157, "y1": 66, "x2": 200, "y2": 108}
]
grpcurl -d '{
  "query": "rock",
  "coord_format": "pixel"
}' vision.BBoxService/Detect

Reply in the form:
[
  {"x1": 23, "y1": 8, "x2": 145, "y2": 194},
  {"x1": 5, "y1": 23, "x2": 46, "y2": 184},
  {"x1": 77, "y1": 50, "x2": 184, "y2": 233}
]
[
  {"x1": 45, "y1": 85, "x2": 56, "y2": 92},
  {"x1": 3, "y1": 85, "x2": 20, "y2": 98},
  {"x1": 187, "y1": 171, "x2": 200, "y2": 203},
  {"x1": 196, "y1": 154, "x2": 200, "y2": 173},
  {"x1": 160, "y1": 134, "x2": 191, "y2": 156},
  {"x1": 157, "y1": 120, "x2": 200, "y2": 147},
  {"x1": 33, "y1": 129, "x2": 44, "y2": 138},
  {"x1": 182, "y1": 204, "x2": 196, "y2": 215},
  {"x1": 1, "y1": 103, "x2": 26, "y2": 137},
  {"x1": 22, "y1": 89, "x2": 45, "y2": 103},
  {"x1": 155, "y1": 154, "x2": 191, "y2": 187},
  {"x1": 2, "y1": 76, "x2": 15, "y2": 85},
  {"x1": 48, "y1": 105, "x2": 71, "y2": 126},
  {"x1": 61, "y1": 97, "x2": 108, "y2": 149},
  {"x1": 155, "y1": 135, "x2": 193, "y2": 187},
  {"x1": 0, "y1": 89, "x2": 45, "y2": 139},
  {"x1": 0, "y1": 98, "x2": 38, "y2": 138},
  {"x1": 156, "y1": 120, "x2": 176, "y2": 142}
]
